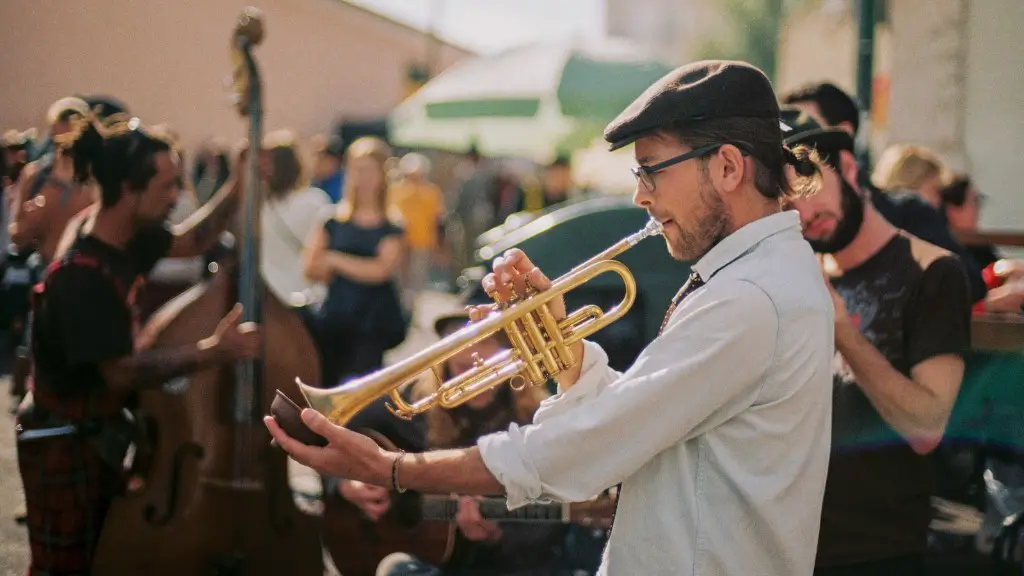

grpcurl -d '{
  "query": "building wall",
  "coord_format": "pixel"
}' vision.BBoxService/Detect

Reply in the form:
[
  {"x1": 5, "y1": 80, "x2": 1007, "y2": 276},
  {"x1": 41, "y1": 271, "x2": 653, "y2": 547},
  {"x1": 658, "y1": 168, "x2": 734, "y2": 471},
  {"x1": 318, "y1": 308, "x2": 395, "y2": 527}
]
[
  {"x1": 0, "y1": 0, "x2": 472, "y2": 156},
  {"x1": 776, "y1": 0, "x2": 1022, "y2": 231},
  {"x1": 886, "y1": 0, "x2": 968, "y2": 168},
  {"x1": 775, "y1": 2, "x2": 893, "y2": 156},
  {"x1": 605, "y1": 0, "x2": 730, "y2": 66},
  {"x1": 962, "y1": 0, "x2": 1024, "y2": 230}
]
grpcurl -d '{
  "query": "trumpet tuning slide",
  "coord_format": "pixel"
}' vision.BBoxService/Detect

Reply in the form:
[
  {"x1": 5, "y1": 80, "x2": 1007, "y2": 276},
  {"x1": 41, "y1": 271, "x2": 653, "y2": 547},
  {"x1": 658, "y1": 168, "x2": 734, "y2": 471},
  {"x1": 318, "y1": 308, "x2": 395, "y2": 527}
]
[{"x1": 269, "y1": 389, "x2": 328, "y2": 447}]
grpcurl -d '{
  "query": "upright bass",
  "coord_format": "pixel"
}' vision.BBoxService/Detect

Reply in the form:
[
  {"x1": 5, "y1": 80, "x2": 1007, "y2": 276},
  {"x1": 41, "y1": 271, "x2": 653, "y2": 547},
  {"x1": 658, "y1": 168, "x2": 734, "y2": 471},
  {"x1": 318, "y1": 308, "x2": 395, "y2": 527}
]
[{"x1": 92, "y1": 8, "x2": 323, "y2": 574}]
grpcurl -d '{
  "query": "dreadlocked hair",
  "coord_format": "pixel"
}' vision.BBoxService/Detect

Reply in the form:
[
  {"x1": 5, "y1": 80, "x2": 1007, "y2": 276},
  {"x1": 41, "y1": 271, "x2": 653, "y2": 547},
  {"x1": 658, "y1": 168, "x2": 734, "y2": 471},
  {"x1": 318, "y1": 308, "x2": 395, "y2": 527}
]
[
  {"x1": 63, "y1": 110, "x2": 173, "y2": 207},
  {"x1": 667, "y1": 116, "x2": 824, "y2": 200}
]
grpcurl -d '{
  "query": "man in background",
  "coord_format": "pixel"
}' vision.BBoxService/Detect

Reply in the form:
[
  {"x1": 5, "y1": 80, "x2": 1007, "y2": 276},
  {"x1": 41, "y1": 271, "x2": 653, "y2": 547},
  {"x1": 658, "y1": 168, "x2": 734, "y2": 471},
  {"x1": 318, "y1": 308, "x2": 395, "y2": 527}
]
[
  {"x1": 389, "y1": 152, "x2": 446, "y2": 308},
  {"x1": 781, "y1": 109, "x2": 971, "y2": 575},
  {"x1": 312, "y1": 134, "x2": 345, "y2": 204},
  {"x1": 781, "y1": 81, "x2": 987, "y2": 303}
]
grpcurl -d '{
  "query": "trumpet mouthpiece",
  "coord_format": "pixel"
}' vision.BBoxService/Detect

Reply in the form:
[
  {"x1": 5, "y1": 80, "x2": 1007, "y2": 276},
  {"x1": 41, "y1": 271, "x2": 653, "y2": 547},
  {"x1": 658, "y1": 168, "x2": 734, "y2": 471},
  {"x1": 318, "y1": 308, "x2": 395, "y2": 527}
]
[{"x1": 643, "y1": 218, "x2": 664, "y2": 237}]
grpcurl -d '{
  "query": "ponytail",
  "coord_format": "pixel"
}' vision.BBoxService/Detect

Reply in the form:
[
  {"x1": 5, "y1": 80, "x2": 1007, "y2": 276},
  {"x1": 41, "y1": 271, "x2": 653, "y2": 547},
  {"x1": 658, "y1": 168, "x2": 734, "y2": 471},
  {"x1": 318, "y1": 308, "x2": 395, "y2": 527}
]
[
  {"x1": 782, "y1": 143, "x2": 824, "y2": 199},
  {"x1": 58, "y1": 111, "x2": 172, "y2": 207},
  {"x1": 66, "y1": 120, "x2": 106, "y2": 186}
]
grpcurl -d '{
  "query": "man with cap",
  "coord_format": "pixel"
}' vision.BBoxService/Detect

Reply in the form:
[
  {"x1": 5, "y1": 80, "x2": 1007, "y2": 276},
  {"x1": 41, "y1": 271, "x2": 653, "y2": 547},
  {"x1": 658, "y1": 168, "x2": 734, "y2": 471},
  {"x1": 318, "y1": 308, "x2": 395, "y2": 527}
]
[
  {"x1": 779, "y1": 108, "x2": 971, "y2": 575},
  {"x1": 780, "y1": 82, "x2": 987, "y2": 304},
  {"x1": 267, "y1": 60, "x2": 836, "y2": 575}
]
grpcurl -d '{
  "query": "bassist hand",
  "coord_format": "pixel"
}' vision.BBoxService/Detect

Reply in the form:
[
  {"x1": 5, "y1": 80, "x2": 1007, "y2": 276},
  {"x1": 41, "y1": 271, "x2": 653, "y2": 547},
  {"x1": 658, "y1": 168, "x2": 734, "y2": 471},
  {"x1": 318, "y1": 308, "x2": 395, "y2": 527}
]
[
  {"x1": 455, "y1": 497, "x2": 502, "y2": 543},
  {"x1": 339, "y1": 480, "x2": 391, "y2": 521},
  {"x1": 201, "y1": 303, "x2": 260, "y2": 361}
]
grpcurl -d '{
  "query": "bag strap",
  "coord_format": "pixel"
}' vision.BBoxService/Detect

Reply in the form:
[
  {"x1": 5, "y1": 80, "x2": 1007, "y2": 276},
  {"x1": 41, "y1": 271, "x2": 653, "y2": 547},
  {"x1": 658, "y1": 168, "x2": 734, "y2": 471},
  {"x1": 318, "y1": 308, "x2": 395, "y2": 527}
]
[
  {"x1": 265, "y1": 199, "x2": 308, "y2": 253},
  {"x1": 36, "y1": 250, "x2": 128, "y2": 302}
]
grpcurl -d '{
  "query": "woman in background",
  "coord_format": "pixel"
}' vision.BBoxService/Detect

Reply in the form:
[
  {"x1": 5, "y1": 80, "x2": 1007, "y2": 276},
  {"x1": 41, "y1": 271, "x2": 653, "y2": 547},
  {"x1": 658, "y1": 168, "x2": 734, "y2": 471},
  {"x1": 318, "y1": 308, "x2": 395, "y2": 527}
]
[
  {"x1": 302, "y1": 136, "x2": 407, "y2": 388},
  {"x1": 259, "y1": 130, "x2": 332, "y2": 310}
]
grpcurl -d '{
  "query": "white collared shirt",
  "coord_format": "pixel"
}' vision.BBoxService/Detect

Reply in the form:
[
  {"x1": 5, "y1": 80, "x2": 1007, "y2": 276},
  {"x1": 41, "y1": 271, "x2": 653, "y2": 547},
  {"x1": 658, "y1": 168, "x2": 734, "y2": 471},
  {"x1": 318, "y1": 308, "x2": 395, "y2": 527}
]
[{"x1": 477, "y1": 210, "x2": 835, "y2": 575}]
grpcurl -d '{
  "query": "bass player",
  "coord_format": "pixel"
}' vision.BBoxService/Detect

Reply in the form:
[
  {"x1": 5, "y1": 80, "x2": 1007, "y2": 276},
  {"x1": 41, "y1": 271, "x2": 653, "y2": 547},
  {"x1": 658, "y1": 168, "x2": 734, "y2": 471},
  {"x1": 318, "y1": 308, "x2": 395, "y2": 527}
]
[{"x1": 15, "y1": 114, "x2": 258, "y2": 576}]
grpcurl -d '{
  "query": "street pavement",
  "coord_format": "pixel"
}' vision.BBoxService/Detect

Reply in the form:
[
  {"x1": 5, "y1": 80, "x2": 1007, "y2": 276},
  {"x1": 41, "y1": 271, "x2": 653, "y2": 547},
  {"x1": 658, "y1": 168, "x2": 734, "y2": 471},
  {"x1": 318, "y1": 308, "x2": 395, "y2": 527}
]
[{"x1": 0, "y1": 289, "x2": 464, "y2": 575}]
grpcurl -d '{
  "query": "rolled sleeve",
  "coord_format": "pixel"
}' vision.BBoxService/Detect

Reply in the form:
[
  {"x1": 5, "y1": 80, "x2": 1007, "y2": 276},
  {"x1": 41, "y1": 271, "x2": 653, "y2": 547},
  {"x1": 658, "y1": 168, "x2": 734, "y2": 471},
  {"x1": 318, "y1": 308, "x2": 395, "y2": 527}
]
[
  {"x1": 477, "y1": 280, "x2": 779, "y2": 508},
  {"x1": 479, "y1": 340, "x2": 620, "y2": 507}
]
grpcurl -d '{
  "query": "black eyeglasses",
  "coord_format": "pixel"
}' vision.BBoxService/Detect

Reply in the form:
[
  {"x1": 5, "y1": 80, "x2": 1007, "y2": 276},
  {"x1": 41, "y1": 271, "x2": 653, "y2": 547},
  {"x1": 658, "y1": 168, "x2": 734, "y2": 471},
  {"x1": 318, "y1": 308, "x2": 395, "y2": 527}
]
[{"x1": 631, "y1": 143, "x2": 724, "y2": 192}]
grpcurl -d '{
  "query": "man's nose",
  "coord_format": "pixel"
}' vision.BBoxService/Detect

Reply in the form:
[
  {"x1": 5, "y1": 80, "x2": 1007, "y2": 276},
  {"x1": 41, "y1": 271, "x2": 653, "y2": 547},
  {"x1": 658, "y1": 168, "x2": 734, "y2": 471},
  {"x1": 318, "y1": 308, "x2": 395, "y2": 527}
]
[{"x1": 632, "y1": 183, "x2": 652, "y2": 208}]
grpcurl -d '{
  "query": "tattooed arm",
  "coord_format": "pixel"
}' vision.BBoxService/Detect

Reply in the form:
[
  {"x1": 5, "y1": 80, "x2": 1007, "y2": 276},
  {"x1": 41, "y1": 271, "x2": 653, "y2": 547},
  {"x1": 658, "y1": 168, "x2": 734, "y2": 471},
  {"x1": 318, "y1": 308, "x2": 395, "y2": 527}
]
[
  {"x1": 98, "y1": 304, "x2": 258, "y2": 393},
  {"x1": 165, "y1": 174, "x2": 242, "y2": 258},
  {"x1": 99, "y1": 342, "x2": 224, "y2": 393}
]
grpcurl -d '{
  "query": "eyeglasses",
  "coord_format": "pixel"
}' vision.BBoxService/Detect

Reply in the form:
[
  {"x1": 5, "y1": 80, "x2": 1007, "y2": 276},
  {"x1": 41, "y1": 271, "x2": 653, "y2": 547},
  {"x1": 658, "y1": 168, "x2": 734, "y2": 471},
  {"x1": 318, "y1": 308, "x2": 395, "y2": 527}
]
[{"x1": 631, "y1": 143, "x2": 724, "y2": 193}]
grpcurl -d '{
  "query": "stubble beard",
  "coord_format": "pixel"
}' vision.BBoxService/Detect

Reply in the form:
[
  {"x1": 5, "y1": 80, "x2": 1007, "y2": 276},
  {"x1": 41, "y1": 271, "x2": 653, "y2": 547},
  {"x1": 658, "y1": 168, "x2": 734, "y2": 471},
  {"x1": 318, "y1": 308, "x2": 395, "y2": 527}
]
[{"x1": 668, "y1": 178, "x2": 729, "y2": 262}]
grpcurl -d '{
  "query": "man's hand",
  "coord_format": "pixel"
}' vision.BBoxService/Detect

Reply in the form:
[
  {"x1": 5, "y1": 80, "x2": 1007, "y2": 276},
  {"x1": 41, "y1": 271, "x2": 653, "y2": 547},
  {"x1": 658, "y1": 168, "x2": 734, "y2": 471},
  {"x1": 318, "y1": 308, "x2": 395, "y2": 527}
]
[
  {"x1": 822, "y1": 272, "x2": 852, "y2": 326},
  {"x1": 339, "y1": 480, "x2": 392, "y2": 521},
  {"x1": 474, "y1": 248, "x2": 563, "y2": 314},
  {"x1": 264, "y1": 408, "x2": 392, "y2": 485},
  {"x1": 468, "y1": 248, "x2": 584, "y2": 389},
  {"x1": 455, "y1": 497, "x2": 502, "y2": 543},
  {"x1": 200, "y1": 304, "x2": 260, "y2": 361},
  {"x1": 984, "y1": 282, "x2": 1024, "y2": 314}
]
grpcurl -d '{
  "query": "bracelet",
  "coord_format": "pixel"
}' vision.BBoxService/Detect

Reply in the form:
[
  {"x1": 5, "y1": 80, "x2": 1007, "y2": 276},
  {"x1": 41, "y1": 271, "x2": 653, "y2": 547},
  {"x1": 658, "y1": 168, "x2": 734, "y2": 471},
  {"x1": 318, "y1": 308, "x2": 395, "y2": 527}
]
[{"x1": 391, "y1": 450, "x2": 407, "y2": 493}]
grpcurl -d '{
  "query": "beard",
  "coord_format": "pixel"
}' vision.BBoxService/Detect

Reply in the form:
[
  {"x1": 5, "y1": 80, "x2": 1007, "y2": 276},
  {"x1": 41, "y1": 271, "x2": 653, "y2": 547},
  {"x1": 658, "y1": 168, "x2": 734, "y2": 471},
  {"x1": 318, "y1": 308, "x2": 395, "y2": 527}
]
[
  {"x1": 667, "y1": 174, "x2": 729, "y2": 262},
  {"x1": 806, "y1": 176, "x2": 865, "y2": 254}
]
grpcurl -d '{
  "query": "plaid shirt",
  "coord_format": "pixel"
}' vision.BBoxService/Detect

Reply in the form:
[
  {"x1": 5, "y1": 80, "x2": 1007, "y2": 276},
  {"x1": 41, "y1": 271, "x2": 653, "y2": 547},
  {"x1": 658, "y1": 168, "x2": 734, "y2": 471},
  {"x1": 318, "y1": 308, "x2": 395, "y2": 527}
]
[{"x1": 16, "y1": 250, "x2": 140, "y2": 575}]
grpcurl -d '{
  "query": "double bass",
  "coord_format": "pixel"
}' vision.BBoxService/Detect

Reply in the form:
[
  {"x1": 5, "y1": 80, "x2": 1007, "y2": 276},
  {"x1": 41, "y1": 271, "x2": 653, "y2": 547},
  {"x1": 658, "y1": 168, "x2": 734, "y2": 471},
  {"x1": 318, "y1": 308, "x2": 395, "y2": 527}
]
[{"x1": 91, "y1": 8, "x2": 323, "y2": 574}]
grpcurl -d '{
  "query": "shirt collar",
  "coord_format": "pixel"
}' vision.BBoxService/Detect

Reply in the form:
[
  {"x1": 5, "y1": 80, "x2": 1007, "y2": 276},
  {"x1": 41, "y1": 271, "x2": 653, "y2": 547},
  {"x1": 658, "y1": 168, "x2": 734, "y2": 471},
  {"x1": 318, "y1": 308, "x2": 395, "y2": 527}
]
[{"x1": 692, "y1": 210, "x2": 801, "y2": 281}]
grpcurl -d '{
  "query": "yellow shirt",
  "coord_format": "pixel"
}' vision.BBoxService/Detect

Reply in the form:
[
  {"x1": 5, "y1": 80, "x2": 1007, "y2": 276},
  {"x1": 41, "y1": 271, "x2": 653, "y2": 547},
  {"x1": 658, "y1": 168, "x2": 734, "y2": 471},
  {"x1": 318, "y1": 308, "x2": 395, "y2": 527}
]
[{"x1": 388, "y1": 180, "x2": 445, "y2": 250}]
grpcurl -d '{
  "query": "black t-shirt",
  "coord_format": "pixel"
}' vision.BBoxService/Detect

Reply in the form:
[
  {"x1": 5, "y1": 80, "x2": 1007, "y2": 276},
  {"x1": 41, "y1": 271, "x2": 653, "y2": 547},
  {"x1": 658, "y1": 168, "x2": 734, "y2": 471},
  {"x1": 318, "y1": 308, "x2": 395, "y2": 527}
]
[
  {"x1": 866, "y1": 177, "x2": 987, "y2": 304},
  {"x1": 816, "y1": 233, "x2": 972, "y2": 566},
  {"x1": 32, "y1": 226, "x2": 174, "y2": 409}
]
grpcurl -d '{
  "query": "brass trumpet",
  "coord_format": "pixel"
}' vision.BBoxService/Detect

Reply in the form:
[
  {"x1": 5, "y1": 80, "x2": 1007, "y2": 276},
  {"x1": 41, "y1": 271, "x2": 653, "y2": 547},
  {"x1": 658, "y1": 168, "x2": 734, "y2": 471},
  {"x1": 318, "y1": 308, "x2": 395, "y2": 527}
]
[{"x1": 285, "y1": 218, "x2": 662, "y2": 427}]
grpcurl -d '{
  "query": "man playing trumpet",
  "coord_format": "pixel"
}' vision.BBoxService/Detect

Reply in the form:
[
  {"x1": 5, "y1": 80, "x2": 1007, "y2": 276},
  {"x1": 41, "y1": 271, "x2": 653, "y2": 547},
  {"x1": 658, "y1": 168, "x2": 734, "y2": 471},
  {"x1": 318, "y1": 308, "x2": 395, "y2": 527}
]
[{"x1": 267, "y1": 60, "x2": 836, "y2": 575}]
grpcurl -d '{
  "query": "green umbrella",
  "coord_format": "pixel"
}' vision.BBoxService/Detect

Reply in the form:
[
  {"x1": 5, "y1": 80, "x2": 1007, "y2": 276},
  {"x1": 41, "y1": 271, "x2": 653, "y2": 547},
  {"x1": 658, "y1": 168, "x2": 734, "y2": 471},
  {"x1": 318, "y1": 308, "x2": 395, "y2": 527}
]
[{"x1": 387, "y1": 39, "x2": 674, "y2": 162}]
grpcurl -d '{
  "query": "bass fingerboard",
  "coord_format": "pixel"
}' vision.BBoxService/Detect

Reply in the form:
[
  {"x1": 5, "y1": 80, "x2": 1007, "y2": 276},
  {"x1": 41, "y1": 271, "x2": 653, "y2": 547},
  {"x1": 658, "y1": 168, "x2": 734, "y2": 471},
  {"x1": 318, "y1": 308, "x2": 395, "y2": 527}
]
[{"x1": 420, "y1": 496, "x2": 565, "y2": 522}]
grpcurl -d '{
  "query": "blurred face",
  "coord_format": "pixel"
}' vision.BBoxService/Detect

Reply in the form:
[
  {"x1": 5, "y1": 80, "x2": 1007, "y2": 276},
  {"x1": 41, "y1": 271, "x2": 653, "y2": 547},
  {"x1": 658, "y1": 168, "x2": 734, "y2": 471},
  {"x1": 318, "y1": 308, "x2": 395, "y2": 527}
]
[
  {"x1": 132, "y1": 151, "x2": 181, "y2": 226},
  {"x1": 445, "y1": 335, "x2": 502, "y2": 410},
  {"x1": 786, "y1": 164, "x2": 864, "y2": 254},
  {"x1": 346, "y1": 155, "x2": 384, "y2": 206},
  {"x1": 632, "y1": 134, "x2": 728, "y2": 261},
  {"x1": 543, "y1": 164, "x2": 571, "y2": 198},
  {"x1": 51, "y1": 119, "x2": 75, "y2": 142},
  {"x1": 316, "y1": 153, "x2": 341, "y2": 179},
  {"x1": 945, "y1": 186, "x2": 983, "y2": 232}
]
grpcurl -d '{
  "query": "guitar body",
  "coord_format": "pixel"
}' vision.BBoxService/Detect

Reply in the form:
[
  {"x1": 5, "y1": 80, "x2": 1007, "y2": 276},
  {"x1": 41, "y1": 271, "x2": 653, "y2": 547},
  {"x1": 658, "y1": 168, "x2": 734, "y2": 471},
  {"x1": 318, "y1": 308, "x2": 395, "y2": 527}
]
[
  {"x1": 323, "y1": 492, "x2": 455, "y2": 576},
  {"x1": 323, "y1": 430, "x2": 455, "y2": 576}
]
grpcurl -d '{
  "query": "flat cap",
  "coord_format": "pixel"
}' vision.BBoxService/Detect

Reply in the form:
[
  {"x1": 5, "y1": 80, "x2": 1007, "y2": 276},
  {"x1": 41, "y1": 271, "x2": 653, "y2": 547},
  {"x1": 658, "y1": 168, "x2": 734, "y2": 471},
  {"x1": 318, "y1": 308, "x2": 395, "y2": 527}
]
[
  {"x1": 604, "y1": 60, "x2": 781, "y2": 151},
  {"x1": 780, "y1": 106, "x2": 855, "y2": 152}
]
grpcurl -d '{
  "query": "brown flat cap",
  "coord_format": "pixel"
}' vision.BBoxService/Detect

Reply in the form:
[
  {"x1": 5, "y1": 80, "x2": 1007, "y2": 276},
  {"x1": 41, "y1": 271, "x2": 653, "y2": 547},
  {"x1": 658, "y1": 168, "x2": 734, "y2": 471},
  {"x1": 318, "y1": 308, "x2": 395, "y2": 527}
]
[{"x1": 604, "y1": 60, "x2": 781, "y2": 151}]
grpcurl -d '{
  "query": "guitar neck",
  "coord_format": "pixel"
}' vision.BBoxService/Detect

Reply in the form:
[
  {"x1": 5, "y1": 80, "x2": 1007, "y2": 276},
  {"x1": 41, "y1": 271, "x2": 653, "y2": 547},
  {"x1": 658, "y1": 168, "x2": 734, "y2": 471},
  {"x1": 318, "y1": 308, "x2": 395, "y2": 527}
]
[{"x1": 420, "y1": 496, "x2": 567, "y2": 523}]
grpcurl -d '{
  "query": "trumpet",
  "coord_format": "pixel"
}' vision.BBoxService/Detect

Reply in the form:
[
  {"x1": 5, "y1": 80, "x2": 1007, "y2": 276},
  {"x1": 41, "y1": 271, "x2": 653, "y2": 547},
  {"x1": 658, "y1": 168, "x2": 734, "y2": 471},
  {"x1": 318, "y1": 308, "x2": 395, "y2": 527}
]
[{"x1": 277, "y1": 218, "x2": 663, "y2": 428}]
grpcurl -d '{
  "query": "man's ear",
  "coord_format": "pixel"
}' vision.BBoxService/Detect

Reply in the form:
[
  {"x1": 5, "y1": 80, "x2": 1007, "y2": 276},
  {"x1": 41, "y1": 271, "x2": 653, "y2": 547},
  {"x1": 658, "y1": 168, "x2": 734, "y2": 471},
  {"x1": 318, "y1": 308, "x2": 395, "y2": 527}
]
[
  {"x1": 838, "y1": 150, "x2": 861, "y2": 191},
  {"x1": 713, "y1": 144, "x2": 747, "y2": 193}
]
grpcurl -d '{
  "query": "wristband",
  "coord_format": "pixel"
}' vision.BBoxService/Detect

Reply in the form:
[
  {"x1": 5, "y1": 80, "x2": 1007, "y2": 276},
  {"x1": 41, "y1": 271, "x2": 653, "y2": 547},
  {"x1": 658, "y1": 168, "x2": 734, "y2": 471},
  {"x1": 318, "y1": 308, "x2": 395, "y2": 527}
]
[{"x1": 391, "y1": 450, "x2": 407, "y2": 493}]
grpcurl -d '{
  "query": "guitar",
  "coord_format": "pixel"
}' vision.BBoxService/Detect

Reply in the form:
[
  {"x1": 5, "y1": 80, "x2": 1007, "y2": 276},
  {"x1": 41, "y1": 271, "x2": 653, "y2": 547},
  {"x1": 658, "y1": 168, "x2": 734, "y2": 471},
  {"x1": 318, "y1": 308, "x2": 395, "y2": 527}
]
[{"x1": 323, "y1": 429, "x2": 615, "y2": 576}]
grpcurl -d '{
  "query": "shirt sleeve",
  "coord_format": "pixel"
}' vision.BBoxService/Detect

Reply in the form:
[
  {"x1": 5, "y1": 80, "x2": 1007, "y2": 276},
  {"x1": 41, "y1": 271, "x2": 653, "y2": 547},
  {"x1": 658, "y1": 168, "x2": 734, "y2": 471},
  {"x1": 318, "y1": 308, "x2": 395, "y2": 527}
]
[
  {"x1": 904, "y1": 255, "x2": 973, "y2": 367},
  {"x1": 47, "y1": 265, "x2": 134, "y2": 367},
  {"x1": 290, "y1": 189, "x2": 332, "y2": 243},
  {"x1": 476, "y1": 279, "x2": 780, "y2": 507}
]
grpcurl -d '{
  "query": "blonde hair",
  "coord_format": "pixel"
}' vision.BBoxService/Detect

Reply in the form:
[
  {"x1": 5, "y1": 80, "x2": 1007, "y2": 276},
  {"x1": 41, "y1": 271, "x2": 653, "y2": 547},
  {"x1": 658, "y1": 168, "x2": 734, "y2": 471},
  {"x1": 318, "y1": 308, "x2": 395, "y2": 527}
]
[
  {"x1": 871, "y1": 144, "x2": 954, "y2": 192},
  {"x1": 336, "y1": 136, "x2": 399, "y2": 221}
]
